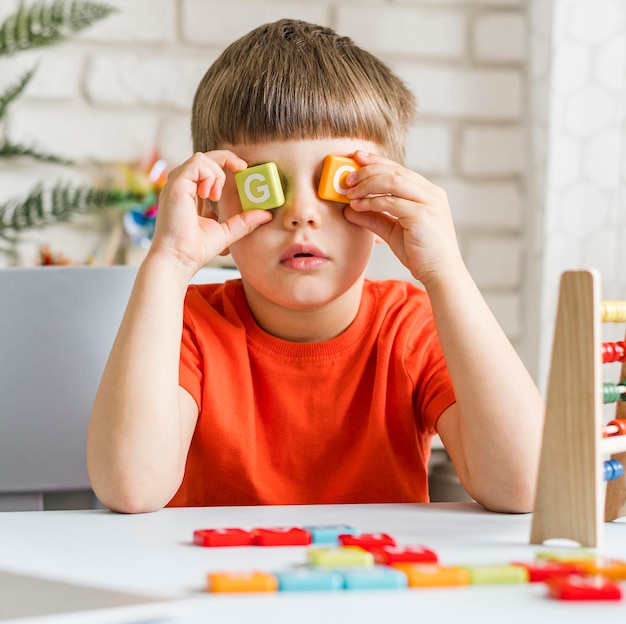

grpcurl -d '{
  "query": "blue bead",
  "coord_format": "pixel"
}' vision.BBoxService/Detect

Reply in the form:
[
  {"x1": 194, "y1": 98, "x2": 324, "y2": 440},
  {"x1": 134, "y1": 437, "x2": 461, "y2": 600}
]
[{"x1": 605, "y1": 459, "x2": 624, "y2": 481}]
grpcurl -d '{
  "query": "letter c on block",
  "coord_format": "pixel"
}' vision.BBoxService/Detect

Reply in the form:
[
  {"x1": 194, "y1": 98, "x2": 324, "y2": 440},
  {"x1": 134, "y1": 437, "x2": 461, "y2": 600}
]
[{"x1": 332, "y1": 165, "x2": 356, "y2": 196}]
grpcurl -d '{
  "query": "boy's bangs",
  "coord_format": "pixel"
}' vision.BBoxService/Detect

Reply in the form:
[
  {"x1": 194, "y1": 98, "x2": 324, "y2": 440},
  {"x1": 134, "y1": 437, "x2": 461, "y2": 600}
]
[
  {"x1": 192, "y1": 20, "x2": 415, "y2": 162},
  {"x1": 212, "y1": 83, "x2": 390, "y2": 148}
]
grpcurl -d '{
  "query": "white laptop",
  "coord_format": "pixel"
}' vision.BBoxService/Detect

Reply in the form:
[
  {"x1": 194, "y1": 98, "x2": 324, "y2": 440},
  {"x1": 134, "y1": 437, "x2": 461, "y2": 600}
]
[
  {"x1": 0, "y1": 570, "x2": 189, "y2": 623},
  {"x1": 0, "y1": 265, "x2": 238, "y2": 509}
]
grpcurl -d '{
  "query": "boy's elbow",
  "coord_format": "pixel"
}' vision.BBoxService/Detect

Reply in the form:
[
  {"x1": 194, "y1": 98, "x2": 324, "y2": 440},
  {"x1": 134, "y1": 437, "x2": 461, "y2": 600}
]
[
  {"x1": 469, "y1": 480, "x2": 536, "y2": 514},
  {"x1": 88, "y1": 460, "x2": 172, "y2": 514},
  {"x1": 92, "y1": 481, "x2": 167, "y2": 514}
]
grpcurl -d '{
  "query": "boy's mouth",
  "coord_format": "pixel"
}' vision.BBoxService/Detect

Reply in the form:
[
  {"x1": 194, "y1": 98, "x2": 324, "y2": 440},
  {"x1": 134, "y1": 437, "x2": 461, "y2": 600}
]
[{"x1": 280, "y1": 244, "x2": 328, "y2": 269}]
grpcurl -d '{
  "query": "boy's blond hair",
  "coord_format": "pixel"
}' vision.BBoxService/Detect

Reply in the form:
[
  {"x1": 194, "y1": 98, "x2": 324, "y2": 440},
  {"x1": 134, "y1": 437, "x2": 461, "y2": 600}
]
[{"x1": 191, "y1": 19, "x2": 416, "y2": 163}]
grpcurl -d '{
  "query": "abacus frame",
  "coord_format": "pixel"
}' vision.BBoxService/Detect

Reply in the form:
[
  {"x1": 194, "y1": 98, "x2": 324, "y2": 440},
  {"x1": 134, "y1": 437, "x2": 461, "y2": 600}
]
[{"x1": 530, "y1": 269, "x2": 626, "y2": 549}]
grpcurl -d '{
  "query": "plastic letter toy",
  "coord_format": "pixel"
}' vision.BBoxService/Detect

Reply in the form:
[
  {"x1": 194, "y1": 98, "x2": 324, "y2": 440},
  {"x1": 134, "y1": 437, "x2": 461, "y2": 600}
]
[
  {"x1": 251, "y1": 527, "x2": 312, "y2": 546},
  {"x1": 234, "y1": 162, "x2": 285, "y2": 211},
  {"x1": 274, "y1": 568, "x2": 344, "y2": 591},
  {"x1": 573, "y1": 558, "x2": 626, "y2": 581},
  {"x1": 546, "y1": 575, "x2": 623, "y2": 601},
  {"x1": 341, "y1": 566, "x2": 408, "y2": 591},
  {"x1": 318, "y1": 155, "x2": 359, "y2": 203},
  {"x1": 338, "y1": 533, "x2": 396, "y2": 549},
  {"x1": 536, "y1": 549, "x2": 597, "y2": 562},
  {"x1": 392, "y1": 564, "x2": 470, "y2": 588},
  {"x1": 307, "y1": 546, "x2": 375, "y2": 568},
  {"x1": 207, "y1": 571, "x2": 278, "y2": 593},
  {"x1": 461, "y1": 564, "x2": 529, "y2": 585},
  {"x1": 193, "y1": 528, "x2": 254, "y2": 547},
  {"x1": 370, "y1": 545, "x2": 439, "y2": 565},
  {"x1": 511, "y1": 560, "x2": 585, "y2": 582},
  {"x1": 302, "y1": 525, "x2": 358, "y2": 544}
]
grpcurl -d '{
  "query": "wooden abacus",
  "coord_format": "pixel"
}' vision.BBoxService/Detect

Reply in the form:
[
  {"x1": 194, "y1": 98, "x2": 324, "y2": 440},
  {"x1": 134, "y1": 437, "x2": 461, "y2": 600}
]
[{"x1": 530, "y1": 269, "x2": 626, "y2": 549}]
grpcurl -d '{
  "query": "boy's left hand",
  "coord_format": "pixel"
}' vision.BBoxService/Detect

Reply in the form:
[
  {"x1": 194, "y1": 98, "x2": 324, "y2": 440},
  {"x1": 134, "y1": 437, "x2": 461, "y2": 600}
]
[{"x1": 343, "y1": 150, "x2": 463, "y2": 288}]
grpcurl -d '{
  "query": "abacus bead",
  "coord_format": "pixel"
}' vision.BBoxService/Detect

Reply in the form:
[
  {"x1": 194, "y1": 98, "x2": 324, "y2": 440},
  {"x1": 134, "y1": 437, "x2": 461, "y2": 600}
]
[
  {"x1": 604, "y1": 459, "x2": 624, "y2": 481},
  {"x1": 603, "y1": 343, "x2": 617, "y2": 363},
  {"x1": 602, "y1": 382, "x2": 626, "y2": 404},
  {"x1": 602, "y1": 341, "x2": 626, "y2": 363},
  {"x1": 602, "y1": 301, "x2": 626, "y2": 323},
  {"x1": 605, "y1": 420, "x2": 626, "y2": 437},
  {"x1": 610, "y1": 459, "x2": 624, "y2": 480}
]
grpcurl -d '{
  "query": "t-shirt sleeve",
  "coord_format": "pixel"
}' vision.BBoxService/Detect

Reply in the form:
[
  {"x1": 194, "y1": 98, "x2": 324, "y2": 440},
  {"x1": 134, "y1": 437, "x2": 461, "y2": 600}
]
[
  {"x1": 179, "y1": 303, "x2": 203, "y2": 411},
  {"x1": 406, "y1": 308, "x2": 456, "y2": 434},
  {"x1": 417, "y1": 355, "x2": 456, "y2": 434}
]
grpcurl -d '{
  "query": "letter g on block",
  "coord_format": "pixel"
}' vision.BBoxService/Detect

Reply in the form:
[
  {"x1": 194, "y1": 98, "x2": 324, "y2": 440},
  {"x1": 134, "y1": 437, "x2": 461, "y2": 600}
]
[{"x1": 234, "y1": 163, "x2": 285, "y2": 211}]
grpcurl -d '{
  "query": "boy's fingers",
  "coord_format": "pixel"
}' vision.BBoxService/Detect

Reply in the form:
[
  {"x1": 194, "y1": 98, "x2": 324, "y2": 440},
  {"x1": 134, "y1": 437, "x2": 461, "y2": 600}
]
[
  {"x1": 171, "y1": 151, "x2": 246, "y2": 202},
  {"x1": 219, "y1": 210, "x2": 273, "y2": 247},
  {"x1": 208, "y1": 150, "x2": 248, "y2": 172},
  {"x1": 344, "y1": 206, "x2": 396, "y2": 242}
]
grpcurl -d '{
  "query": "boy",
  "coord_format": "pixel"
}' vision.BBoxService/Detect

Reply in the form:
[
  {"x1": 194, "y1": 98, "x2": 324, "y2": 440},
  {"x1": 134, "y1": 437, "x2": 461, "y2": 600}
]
[{"x1": 87, "y1": 19, "x2": 544, "y2": 514}]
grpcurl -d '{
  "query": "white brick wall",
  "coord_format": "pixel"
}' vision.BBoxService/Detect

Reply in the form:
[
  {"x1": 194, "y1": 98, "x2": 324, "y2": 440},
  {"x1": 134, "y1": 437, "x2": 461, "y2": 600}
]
[{"x1": 0, "y1": 0, "x2": 531, "y2": 362}]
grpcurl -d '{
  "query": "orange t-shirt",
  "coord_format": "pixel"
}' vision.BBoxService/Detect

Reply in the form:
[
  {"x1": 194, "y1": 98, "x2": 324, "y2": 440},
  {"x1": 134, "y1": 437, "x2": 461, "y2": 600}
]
[{"x1": 169, "y1": 279, "x2": 455, "y2": 507}]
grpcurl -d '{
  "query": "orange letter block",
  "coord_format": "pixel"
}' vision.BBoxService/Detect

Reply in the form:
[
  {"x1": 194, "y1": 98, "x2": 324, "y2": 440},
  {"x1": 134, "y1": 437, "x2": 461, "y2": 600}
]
[{"x1": 318, "y1": 155, "x2": 359, "y2": 204}]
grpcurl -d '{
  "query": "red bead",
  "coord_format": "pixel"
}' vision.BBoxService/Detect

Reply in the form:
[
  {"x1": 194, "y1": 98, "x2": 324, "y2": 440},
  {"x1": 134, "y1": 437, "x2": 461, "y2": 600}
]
[
  {"x1": 602, "y1": 341, "x2": 626, "y2": 363},
  {"x1": 604, "y1": 419, "x2": 626, "y2": 438}
]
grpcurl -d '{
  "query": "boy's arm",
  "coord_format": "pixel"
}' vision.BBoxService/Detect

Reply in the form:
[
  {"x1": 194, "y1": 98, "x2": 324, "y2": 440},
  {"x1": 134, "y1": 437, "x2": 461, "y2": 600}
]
[
  {"x1": 87, "y1": 151, "x2": 272, "y2": 513},
  {"x1": 344, "y1": 150, "x2": 544, "y2": 513},
  {"x1": 427, "y1": 262, "x2": 543, "y2": 513},
  {"x1": 87, "y1": 255, "x2": 199, "y2": 513}
]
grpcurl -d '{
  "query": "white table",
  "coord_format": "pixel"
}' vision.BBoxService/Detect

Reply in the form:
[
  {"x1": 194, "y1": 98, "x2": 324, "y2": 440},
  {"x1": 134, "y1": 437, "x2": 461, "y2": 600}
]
[{"x1": 1, "y1": 502, "x2": 625, "y2": 623}]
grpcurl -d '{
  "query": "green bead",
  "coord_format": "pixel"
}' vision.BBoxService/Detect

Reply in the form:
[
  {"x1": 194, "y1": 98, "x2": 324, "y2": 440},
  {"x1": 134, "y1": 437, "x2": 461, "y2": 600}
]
[{"x1": 603, "y1": 382, "x2": 626, "y2": 403}]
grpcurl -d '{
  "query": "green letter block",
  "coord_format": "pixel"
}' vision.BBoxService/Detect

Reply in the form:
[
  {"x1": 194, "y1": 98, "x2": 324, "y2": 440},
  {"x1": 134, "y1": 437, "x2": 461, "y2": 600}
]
[{"x1": 234, "y1": 162, "x2": 285, "y2": 211}]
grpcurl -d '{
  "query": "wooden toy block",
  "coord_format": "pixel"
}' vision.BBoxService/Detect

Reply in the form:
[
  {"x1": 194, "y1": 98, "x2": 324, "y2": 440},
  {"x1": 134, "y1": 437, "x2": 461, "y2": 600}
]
[
  {"x1": 307, "y1": 546, "x2": 374, "y2": 568},
  {"x1": 317, "y1": 155, "x2": 359, "y2": 204},
  {"x1": 207, "y1": 571, "x2": 278, "y2": 593},
  {"x1": 302, "y1": 525, "x2": 358, "y2": 544},
  {"x1": 546, "y1": 575, "x2": 622, "y2": 601},
  {"x1": 341, "y1": 566, "x2": 408, "y2": 591},
  {"x1": 234, "y1": 162, "x2": 285, "y2": 211},
  {"x1": 530, "y1": 269, "x2": 626, "y2": 549},
  {"x1": 193, "y1": 528, "x2": 254, "y2": 547},
  {"x1": 392, "y1": 563, "x2": 470, "y2": 588},
  {"x1": 461, "y1": 564, "x2": 529, "y2": 585},
  {"x1": 274, "y1": 568, "x2": 344, "y2": 591},
  {"x1": 338, "y1": 532, "x2": 396, "y2": 549},
  {"x1": 369, "y1": 545, "x2": 438, "y2": 565},
  {"x1": 251, "y1": 527, "x2": 312, "y2": 546}
]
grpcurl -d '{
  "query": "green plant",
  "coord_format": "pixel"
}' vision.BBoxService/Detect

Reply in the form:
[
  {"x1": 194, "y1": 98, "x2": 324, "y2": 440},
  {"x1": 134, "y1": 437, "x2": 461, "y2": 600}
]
[{"x1": 0, "y1": 1, "x2": 141, "y2": 256}]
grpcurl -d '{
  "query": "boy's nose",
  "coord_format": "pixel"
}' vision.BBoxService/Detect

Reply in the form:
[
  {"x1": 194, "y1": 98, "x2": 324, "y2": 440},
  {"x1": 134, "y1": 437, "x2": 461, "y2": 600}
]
[{"x1": 280, "y1": 193, "x2": 322, "y2": 230}]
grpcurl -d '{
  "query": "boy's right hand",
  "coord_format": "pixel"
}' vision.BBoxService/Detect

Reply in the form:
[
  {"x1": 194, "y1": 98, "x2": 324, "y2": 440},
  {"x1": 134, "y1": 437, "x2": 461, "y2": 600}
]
[{"x1": 148, "y1": 151, "x2": 273, "y2": 277}]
